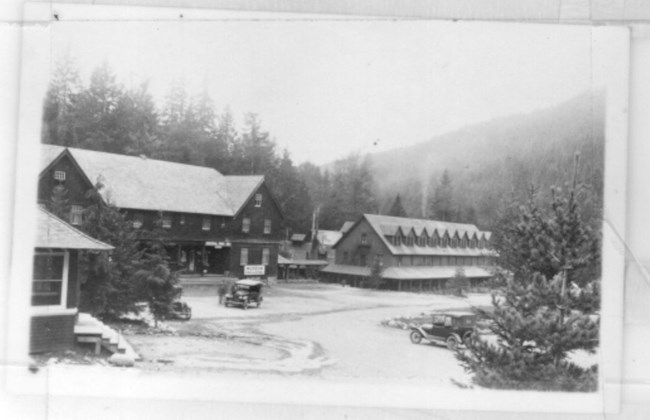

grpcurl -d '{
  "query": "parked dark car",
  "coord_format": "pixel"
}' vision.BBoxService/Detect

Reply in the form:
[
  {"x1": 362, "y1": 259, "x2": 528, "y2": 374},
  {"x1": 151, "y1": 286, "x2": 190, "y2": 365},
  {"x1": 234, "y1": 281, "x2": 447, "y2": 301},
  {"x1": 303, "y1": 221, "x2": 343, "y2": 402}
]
[
  {"x1": 164, "y1": 285, "x2": 192, "y2": 320},
  {"x1": 409, "y1": 311, "x2": 476, "y2": 350},
  {"x1": 225, "y1": 279, "x2": 264, "y2": 310},
  {"x1": 167, "y1": 301, "x2": 192, "y2": 320}
]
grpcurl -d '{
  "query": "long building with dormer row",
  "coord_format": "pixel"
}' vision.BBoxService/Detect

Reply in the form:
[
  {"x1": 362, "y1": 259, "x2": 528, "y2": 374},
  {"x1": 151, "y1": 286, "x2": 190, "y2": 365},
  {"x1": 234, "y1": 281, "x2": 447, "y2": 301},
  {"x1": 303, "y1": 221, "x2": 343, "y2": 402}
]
[
  {"x1": 39, "y1": 145, "x2": 285, "y2": 279},
  {"x1": 320, "y1": 214, "x2": 497, "y2": 291}
]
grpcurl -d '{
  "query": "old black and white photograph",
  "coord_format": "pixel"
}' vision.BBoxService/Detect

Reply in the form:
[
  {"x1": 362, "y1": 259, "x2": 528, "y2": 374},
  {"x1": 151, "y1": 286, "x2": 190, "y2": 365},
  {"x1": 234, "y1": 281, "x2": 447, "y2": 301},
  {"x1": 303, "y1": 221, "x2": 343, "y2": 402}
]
[{"x1": 4, "y1": 3, "x2": 630, "y2": 417}]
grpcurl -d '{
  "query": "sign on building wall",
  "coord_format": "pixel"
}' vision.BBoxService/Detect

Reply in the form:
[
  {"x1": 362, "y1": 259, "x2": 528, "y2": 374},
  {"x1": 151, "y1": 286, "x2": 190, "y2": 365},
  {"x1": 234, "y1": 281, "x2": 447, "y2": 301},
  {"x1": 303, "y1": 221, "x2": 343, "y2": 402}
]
[{"x1": 244, "y1": 265, "x2": 265, "y2": 276}]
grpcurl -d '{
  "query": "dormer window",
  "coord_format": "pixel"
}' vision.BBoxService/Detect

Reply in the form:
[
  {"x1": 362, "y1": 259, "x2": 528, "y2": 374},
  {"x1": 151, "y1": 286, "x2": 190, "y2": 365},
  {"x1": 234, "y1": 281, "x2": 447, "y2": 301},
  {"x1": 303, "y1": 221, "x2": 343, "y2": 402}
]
[
  {"x1": 54, "y1": 171, "x2": 66, "y2": 181},
  {"x1": 418, "y1": 236, "x2": 426, "y2": 247},
  {"x1": 394, "y1": 235, "x2": 401, "y2": 246},
  {"x1": 254, "y1": 194, "x2": 262, "y2": 207}
]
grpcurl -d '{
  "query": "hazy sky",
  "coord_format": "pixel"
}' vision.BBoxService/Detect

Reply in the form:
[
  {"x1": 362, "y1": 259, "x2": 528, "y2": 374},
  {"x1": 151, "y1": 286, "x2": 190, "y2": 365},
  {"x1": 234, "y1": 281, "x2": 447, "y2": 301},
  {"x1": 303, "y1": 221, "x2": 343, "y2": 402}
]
[{"x1": 49, "y1": 19, "x2": 597, "y2": 165}]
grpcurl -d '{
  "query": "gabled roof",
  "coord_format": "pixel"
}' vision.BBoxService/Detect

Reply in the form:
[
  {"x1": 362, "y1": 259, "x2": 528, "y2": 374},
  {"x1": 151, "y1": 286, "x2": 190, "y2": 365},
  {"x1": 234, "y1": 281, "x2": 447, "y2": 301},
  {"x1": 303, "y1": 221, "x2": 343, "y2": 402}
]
[
  {"x1": 225, "y1": 175, "x2": 265, "y2": 215},
  {"x1": 340, "y1": 221, "x2": 355, "y2": 233},
  {"x1": 40, "y1": 145, "x2": 269, "y2": 217},
  {"x1": 36, "y1": 207, "x2": 113, "y2": 251},
  {"x1": 338, "y1": 214, "x2": 496, "y2": 257},
  {"x1": 40, "y1": 144, "x2": 66, "y2": 172}
]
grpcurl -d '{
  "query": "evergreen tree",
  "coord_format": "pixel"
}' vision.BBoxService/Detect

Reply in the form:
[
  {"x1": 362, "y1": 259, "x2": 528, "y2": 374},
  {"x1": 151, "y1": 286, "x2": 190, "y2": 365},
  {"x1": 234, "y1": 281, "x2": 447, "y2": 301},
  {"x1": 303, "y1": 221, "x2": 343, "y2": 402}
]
[
  {"x1": 48, "y1": 184, "x2": 71, "y2": 220},
  {"x1": 388, "y1": 194, "x2": 408, "y2": 217},
  {"x1": 133, "y1": 216, "x2": 181, "y2": 327},
  {"x1": 236, "y1": 113, "x2": 278, "y2": 175},
  {"x1": 268, "y1": 149, "x2": 314, "y2": 232},
  {"x1": 456, "y1": 156, "x2": 601, "y2": 391},
  {"x1": 42, "y1": 53, "x2": 82, "y2": 146},
  {"x1": 79, "y1": 182, "x2": 145, "y2": 318},
  {"x1": 428, "y1": 170, "x2": 456, "y2": 221}
]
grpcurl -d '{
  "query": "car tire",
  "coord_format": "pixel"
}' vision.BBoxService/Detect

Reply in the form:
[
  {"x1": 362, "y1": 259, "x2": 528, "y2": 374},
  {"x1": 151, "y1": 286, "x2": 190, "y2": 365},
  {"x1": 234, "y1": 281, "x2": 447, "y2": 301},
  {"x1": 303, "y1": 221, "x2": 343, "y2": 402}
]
[
  {"x1": 410, "y1": 330, "x2": 423, "y2": 344},
  {"x1": 446, "y1": 335, "x2": 459, "y2": 350}
]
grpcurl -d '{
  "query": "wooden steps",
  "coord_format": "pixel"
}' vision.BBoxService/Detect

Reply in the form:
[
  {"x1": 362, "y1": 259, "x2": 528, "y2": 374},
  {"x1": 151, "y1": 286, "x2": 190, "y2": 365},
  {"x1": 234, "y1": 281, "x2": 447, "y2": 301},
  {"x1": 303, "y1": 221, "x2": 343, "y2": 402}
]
[{"x1": 74, "y1": 313, "x2": 139, "y2": 361}]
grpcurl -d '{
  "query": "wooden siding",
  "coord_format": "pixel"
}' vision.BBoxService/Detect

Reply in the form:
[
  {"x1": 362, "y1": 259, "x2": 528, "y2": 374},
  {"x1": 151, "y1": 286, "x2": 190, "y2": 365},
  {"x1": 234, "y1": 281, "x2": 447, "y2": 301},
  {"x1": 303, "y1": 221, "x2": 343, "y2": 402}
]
[
  {"x1": 334, "y1": 219, "x2": 392, "y2": 268},
  {"x1": 29, "y1": 314, "x2": 77, "y2": 354},
  {"x1": 38, "y1": 154, "x2": 93, "y2": 208}
]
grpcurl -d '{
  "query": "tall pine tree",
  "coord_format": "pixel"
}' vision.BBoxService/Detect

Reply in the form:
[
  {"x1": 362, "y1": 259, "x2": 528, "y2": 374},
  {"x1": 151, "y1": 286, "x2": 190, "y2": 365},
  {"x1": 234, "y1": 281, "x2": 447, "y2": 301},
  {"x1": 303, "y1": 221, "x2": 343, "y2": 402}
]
[{"x1": 456, "y1": 155, "x2": 601, "y2": 391}]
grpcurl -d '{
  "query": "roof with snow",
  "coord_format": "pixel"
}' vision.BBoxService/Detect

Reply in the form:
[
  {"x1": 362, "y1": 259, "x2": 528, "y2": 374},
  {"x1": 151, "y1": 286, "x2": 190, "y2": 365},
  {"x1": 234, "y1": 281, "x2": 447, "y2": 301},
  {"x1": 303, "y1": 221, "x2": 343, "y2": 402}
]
[
  {"x1": 36, "y1": 207, "x2": 113, "y2": 251},
  {"x1": 40, "y1": 145, "x2": 265, "y2": 217},
  {"x1": 315, "y1": 230, "x2": 342, "y2": 247},
  {"x1": 340, "y1": 221, "x2": 355, "y2": 233},
  {"x1": 339, "y1": 214, "x2": 495, "y2": 257}
]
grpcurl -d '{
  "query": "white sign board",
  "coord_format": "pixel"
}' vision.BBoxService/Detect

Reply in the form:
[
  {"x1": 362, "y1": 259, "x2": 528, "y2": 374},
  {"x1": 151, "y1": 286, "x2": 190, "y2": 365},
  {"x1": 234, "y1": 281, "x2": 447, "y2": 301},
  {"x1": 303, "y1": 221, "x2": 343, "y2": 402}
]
[{"x1": 244, "y1": 265, "x2": 265, "y2": 276}]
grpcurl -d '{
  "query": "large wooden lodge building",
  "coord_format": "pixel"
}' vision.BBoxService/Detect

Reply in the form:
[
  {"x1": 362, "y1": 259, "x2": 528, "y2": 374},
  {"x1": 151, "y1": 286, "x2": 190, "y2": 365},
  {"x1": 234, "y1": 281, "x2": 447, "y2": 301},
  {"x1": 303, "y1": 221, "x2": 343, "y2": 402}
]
[
  {"x1": 320, "y1": 214, "x2": 496, "y2": 291},
  {"x1": 39, "y1": 145, "x2": 285, "y2": 279}
]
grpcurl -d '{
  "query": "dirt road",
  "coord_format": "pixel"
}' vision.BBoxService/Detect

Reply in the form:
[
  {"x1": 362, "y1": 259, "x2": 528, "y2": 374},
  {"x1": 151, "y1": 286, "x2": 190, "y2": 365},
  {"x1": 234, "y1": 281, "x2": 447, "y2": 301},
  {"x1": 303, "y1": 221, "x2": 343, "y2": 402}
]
[{"x1": 126, "y1": 283, "x2": 491, "y2": 385}]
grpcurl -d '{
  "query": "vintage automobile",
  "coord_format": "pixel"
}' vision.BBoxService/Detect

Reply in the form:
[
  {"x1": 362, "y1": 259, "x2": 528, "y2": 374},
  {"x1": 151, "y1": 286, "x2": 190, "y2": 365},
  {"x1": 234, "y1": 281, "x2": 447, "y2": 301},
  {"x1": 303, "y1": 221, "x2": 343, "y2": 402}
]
[
  {"x1": 167, "y1": 301, "x2": 192, "y2": 320},
  {"x1": 224, "y1": 279, "x2": 264, "y2": 310},
  {"x1": 165, "y1": 285, "x2": 192, "y2": 320},
  {"x1": 409, "y1": 311, "x2": 477, "y2": 350}
]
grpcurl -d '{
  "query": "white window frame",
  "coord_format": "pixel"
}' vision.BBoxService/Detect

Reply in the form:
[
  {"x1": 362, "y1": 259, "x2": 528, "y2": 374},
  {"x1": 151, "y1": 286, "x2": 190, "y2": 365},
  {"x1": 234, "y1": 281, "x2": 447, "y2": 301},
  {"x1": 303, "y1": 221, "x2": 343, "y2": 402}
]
[
  {"x1": 133, "y1": 213, "x2": 144, "y2": 229},
  {"x1": 202, "y1": 217, "x2": 211, "y2": 231},
  {"x1": 240, "y1": 248, "x2": 249, "y2": 265},
  {"x1": 54, "y1": 170, "x2": 66, "y2": 181},
  {"x1": 162, "y1": 215, "x2": 172, "y2": 229},
  {"x1": 263, "y1": 219, "x2": 271, "y2": 234},
  {"x1": 254, "y1": 193, "x2": 262, "y2": 207},
  {"x1": 31, "y1": 250, "x2": 70, "y2": 314},
  {"x1": 70, "y1": 205, "x2": 83, "y2": 226},
  {"x1": 262, "y1": 248, "x2": 270, "y2": 265},
  {"x1": 242, "y1": 217, "x2": 251, "y2": 233}
]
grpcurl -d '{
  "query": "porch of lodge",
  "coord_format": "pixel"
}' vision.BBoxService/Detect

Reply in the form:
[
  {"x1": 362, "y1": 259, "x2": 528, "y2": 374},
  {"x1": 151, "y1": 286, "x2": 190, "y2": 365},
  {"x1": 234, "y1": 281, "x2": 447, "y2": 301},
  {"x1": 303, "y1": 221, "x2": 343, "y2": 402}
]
[
  {"x1": 277, "y1": 255, "x2": 329, "y2": 280},
  {"x1": 319, "y1": 264, "x2": 493, "y2": 292},
  {"x1": 166, "y1": 241, "x2": 231, "y2": 275}
]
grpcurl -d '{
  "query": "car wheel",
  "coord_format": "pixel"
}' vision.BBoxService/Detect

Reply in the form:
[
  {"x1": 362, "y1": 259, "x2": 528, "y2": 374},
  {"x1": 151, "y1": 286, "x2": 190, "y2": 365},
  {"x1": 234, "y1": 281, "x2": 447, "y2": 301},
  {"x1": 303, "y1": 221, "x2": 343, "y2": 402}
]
[
  {"x1": 410, "y1": 330, "x2": 423, "y2": 344},
  {"x1": 446, "y1": 335, "x2": 459, "y2": 350}
]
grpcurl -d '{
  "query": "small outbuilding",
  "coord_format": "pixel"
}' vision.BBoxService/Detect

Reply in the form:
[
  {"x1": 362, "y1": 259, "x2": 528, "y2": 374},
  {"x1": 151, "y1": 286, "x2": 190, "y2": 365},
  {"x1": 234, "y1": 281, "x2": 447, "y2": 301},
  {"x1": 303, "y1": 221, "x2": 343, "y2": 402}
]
[{"x1": 30, "y1": 207, "x2": 113, "y2": 354}]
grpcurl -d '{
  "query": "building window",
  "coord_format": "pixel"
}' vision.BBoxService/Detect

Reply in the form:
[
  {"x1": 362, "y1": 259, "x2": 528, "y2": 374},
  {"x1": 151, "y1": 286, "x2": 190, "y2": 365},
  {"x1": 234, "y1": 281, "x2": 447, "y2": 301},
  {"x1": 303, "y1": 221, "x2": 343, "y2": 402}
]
[
  {"x1": 418, "y1": 236, "x2": 426, "y2": 247},
  {"x1": 264, "y1": 219, "x2": 272, "y2": 234},
  {"x1": 70, "y1": 205, "x2": 83, "y2": 226},
  {"x1": 394, "y1": 235, "x2": 401, "y2": 246},
  {"x1": 32, "y1": 252, "x2": 68, "y2": 307},
  {"x1": 451, "y1": 238, "x2": 458, "y2": 247},
  {"x1": 132, "y1": 213, "x2": 144, "y2": 229},
  {"x1": 162, "y1": 214, "x2": 172, "y2": 228},
  {"x1": 202, "y1": 217, "x2": 211, "y2": 231},
  {"x1": 180, "y1": 215, "x2": 186, "y2": 225},
  {"x1": 343, "y1": 251, "x2": 349, "y2": 263},
  {"x1": 240, "y1": 248, "x2": 249, "y2": 265},
  {"x1": 360, "y1": 254, "x2": 367, "y2": 267},
  {"x1": 361, "y1": 233, "x2": 368, "y2": 245},
  {"x1": 262, "y1": 248, "x2": 270, "y2": 265},
  {"x1": 53, "y1": 171, "x2": 66, "y2": 181},
  {"x1": 242, "y1": 217, "x2": 250, "y2": 233},
  {"x1": 461, "y1": 238, "x2": 468, "y2": 248},
  {"x1": 254, "y1": 193, "x2": 262, "y2": 207}
]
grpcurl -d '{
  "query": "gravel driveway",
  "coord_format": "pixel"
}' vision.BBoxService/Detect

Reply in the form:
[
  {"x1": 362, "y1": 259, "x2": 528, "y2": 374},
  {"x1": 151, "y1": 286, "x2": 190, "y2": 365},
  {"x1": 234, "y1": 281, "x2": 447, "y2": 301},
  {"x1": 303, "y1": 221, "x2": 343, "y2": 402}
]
[{"x1": 126, "y1": 283, "x2": 491, "y2": 386}]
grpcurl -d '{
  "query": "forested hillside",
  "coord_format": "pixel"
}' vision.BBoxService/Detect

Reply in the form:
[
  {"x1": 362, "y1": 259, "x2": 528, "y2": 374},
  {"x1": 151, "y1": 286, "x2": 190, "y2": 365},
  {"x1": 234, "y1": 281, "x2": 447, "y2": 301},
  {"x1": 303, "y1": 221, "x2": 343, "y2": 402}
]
[
  {"x1": 41, "y1": 55, "x2": 604, "y2": 234},
  {"x1": 370, "y1": 91, "x2": 605, "y2": 229}
]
